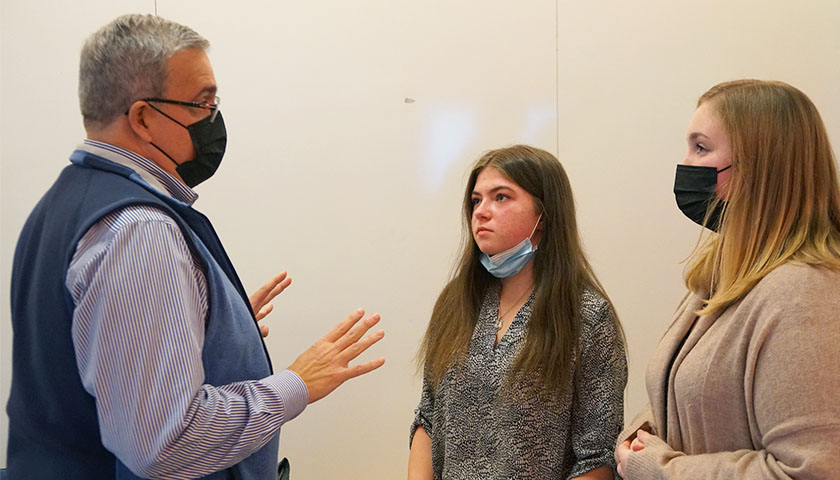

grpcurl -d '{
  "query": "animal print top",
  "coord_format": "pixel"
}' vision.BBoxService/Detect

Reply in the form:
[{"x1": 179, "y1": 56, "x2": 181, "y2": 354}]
[{"x1": 411, "y1": 285, "x2": 627, "y2": 479}]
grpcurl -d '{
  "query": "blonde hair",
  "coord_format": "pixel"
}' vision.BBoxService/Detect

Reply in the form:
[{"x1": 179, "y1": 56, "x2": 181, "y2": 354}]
[{"x1": 685, "y1": 80, "x2": 840, "y2": 315}]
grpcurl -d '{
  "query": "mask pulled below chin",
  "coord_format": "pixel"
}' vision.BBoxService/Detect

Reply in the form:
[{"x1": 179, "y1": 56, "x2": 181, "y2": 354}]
[{"x1": 479, "y1": 213, "x2": 542, "y2": 278}]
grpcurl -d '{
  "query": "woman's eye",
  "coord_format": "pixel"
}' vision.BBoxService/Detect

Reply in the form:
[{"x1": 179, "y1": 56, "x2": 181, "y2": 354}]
[
  {"x1": 495, "y1": 193, "x2": 507, "y2": 201},
  {"x1": 695, "y1": 143, "x2": 708, "y2": 153},
  {"x1": 470, "y1": 197, "x2": 480, "y2": 206}
]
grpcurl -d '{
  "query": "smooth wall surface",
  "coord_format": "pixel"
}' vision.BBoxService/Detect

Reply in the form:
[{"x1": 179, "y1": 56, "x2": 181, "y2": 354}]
[
  {"x1": 556, "y1": 0, "x2": 840, "y2": 435},
  {"x1": 2, "y1": 1, "x2": 839, "y2": 477},
  {"x1": 0, "y1": 1, "x2": 557, "y2": 476}
]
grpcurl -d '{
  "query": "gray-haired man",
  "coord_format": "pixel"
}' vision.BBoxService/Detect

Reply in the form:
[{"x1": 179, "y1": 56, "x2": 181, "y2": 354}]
[{"x1": 7, "y1": 14, "x2": 384, "y2": 479}]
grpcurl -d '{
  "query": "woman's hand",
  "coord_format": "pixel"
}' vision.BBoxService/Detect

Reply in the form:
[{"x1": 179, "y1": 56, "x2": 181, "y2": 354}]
[
  {"x1": 249, "y1": 271, "x2": 292, "y2": 337},
  {"x1": 616, "y1": 429, "x2": 649, "y2": 478}
]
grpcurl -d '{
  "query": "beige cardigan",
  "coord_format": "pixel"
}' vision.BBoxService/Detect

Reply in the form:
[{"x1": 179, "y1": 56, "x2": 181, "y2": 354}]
[{"x1": 618, "y1": 263, "x2": 840, "y2": 479}]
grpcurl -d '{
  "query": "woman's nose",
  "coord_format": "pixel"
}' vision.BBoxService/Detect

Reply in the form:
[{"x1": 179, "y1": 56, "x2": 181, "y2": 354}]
[{"x1": 473, "y1": 202, "x2": 489, "y2": 219}]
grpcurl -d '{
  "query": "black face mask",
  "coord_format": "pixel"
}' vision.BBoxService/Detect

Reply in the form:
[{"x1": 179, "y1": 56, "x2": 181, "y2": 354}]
[
  {"x1": 674, "y1": 164, "x2": 731, "y2": 231},
  {"x1": 148, "y1": 107, "x2": 227, "y2": 188}
]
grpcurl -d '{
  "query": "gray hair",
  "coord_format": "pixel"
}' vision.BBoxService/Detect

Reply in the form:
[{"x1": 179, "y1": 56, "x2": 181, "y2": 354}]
[{"x1": 79, "y1": 14, "x2": 209, "y2": 128}]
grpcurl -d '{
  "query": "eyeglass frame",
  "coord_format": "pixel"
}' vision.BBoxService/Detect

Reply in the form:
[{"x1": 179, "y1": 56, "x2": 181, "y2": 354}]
[{"x1": 142, "y1": 96, "x2": 221, "y2": 123}]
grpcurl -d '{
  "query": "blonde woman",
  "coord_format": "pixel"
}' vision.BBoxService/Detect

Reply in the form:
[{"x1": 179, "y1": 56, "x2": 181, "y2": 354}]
[
  {"x1": 409, "y1": 145, "x2": 627, "y2": 480},
  {"x1": 616, "y1": 80, "x2": 840, "y2": 479}
]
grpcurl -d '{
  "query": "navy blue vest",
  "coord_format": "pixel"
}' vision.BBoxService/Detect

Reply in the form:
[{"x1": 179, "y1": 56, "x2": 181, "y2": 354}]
[{"x1": 7, "y1": 150, "x2": 278, "y2": 479}]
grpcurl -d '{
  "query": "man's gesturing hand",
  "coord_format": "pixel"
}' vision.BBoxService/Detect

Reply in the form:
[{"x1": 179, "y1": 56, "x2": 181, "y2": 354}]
[
  {"x1": 250, "y1": 271, "x2": 293, "y2": 338},
  {"x1": 288, "y1": 308, "x2": 385, "y2": 404}
]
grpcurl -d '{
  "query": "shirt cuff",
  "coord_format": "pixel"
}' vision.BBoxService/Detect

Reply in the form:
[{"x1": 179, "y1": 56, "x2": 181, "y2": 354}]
[{"x1": 260, "y1": 370, "x2": 309, "y2": 423}]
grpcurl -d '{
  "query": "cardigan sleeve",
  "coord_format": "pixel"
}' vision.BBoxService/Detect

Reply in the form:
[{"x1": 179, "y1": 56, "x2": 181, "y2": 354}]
[
  {"x1": 622, "y1": 282, "x2": 840, "y2": 480},
  {"x1": 616, "y1": 405, "x2": 655, "y2": 447}
]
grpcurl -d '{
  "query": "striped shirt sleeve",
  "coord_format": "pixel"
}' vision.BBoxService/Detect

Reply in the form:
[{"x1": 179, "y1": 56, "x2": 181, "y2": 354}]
[{"x1": 67, "y1": 205, "x2": 307, "y2": 479}]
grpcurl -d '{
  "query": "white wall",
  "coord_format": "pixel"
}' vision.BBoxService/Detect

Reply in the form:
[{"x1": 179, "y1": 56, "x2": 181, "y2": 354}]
[
  {"x1": 2, "y1": 1, "x2": 838, "y2": 478},
  {"x1": 0, "y1": 1, "x2": 557, "y2": 476},
  {"x1": 556, "y1": 0, "x2": 840, "y2": 427}
]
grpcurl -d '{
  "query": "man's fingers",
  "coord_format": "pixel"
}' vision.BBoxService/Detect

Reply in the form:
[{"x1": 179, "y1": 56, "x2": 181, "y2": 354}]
[
  {"x1": 323, "y1": 308, "x2": 365, "y2": 342},
  {"x1": 267, "y1": 271, "x2": 288, "y2": 288},
  {"x1": 335, "y1": 313, "x2": 380, "y2": 350},
  {"x1": 345, "y1": 356, "x2": 386, "y2": 380},
  {"x1": 265, "y1": 275, "x2": 292, "y2": 300},
  {"x1": 250, "y1": 273, "x2": 280, "y2": 300},
  {"x1": 255, "y1": 303, "x2": 273, "y2": 321},
  {"x1": 250, "y1": 271, "x2": 290, "y2": 304},
  {"x1": 294, "y1": 311, "x2": 385, "y2": 404},
  {"x1": 337, "y1": 329, "x2": 385, "y2": 363}
]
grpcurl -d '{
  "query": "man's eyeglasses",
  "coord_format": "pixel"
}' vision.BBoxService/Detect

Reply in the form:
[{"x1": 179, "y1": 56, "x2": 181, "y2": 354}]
[{"x1": 143, "y1": 96, "x2": 221, "y2": 123}]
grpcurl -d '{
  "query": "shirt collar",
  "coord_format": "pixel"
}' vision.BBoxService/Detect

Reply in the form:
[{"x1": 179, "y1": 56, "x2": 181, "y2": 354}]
[{"x1": 78, "y1": 140, "x2": 198, "y2": 205}]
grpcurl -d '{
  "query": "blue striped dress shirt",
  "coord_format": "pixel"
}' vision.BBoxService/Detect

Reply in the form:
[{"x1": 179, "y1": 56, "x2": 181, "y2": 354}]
[{"x1": 65, "y1": 140, "x2": 308, "y2": 479}]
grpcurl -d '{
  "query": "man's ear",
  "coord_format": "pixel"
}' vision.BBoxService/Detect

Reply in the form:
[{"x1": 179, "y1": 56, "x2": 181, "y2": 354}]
[{"x1": 126, "y1": 101, "x2": 153, "y2": 143}]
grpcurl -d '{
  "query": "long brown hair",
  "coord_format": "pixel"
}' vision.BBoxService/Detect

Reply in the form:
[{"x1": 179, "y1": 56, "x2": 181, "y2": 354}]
[
  {"x1": 686, "y1": 80, "x2": 840, "y2": 314},
  {"x1": 418, "y1": 145, "x2": 619, "y2": 394}
]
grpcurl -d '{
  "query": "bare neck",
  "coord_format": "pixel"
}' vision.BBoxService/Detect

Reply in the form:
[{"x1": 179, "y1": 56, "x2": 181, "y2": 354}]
[{"x1": 499, "y1": 260, "x2": 535, "y2": 298}]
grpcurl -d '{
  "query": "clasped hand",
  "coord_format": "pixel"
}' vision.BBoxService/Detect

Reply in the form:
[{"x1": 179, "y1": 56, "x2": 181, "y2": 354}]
[{"x1": 615, "y1": 429, "x2": 650, "y2": 478}]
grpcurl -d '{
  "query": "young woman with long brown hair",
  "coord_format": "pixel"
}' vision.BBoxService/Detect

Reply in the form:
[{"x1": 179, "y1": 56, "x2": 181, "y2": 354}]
[
  {"x1": 408, "y1": 145, "x2": 627, "y2": 480},
  {"x1": 616, "y1": 80, "x2": 840, "y2": 479}
]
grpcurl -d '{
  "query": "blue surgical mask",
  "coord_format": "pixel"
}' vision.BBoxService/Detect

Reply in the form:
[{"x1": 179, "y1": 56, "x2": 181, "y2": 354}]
[{"x1": 479, "y1": 214, "x2": 542, "y2": 278}]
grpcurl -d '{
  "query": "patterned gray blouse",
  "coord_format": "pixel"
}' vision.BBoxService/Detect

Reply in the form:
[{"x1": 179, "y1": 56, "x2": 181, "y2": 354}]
[{"x1": 411, "y1": 284, "x2": 627, "y2": 480}]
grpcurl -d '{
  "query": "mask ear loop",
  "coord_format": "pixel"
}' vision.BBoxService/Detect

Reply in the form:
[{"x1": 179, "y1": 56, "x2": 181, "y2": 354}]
[
  {"x1": 149, "y1": 142, "x2": 182, "y2": 167},
  {"x1": 487, "y1": 213, "x2": 544, "y2": 263},
  {"x1": 717, "y1": 165, "x2": 732, "y2": 174},
  {"x1": 145, "y1": 102, "x2": 189, "y2": 128},
  {"x1": 528, "y1": 213, "x2": 543, "y2": 241},
  {"x1": 144, "y1": 102, "x2": 190, "y2": 167}
]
